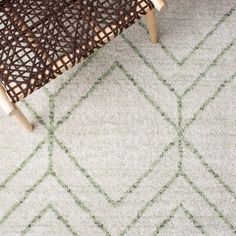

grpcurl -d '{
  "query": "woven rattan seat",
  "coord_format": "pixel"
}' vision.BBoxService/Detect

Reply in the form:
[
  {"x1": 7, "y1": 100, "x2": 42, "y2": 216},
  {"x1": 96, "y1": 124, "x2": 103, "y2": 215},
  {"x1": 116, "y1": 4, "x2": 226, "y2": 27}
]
[{"x1": 0, "y1": 0, "x2": 165, "y2": 131}]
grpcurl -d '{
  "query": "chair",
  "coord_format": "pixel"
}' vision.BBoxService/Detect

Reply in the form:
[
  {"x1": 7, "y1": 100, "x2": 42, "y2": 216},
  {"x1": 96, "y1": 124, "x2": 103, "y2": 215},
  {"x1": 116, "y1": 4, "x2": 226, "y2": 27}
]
[{"x1": 0, "y1": 0, "x2": 166, "y2": 131}]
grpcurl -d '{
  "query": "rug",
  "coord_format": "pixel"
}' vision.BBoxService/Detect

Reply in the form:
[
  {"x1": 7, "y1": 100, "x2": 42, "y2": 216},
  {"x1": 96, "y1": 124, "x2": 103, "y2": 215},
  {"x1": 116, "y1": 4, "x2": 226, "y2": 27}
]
[{"x1": 0, "y1": 0, "x2": 236, "y2": 235}]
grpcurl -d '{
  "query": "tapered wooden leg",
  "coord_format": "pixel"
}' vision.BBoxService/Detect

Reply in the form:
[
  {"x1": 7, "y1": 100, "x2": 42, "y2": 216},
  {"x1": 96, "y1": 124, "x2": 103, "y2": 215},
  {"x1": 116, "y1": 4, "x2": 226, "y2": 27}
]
[
  {"x1": 10, "y1": 107, "x2": 33, "y2": 132},
  {"x1": 0, "y1": 85, "x2": 33, "y2": 132},
  {"x1": 145, "y1": 9, "x2": 158, "y2": 44},
  {"x1": 153, "y1": 0, "x2": 166, "y2": 12}
]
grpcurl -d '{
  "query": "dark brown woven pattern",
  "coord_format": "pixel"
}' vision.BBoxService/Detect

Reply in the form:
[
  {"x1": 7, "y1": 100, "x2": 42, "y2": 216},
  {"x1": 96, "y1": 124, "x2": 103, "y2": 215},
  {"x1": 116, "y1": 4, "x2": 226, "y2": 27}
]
[{"x1": 0, "y1": 0, "x2": 154, "y2": 103}]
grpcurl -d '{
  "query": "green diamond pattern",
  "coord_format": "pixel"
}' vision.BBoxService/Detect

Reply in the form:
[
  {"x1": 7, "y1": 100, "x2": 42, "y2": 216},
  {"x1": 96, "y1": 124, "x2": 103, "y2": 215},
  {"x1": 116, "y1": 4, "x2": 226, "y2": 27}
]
[{"x1": 0, "y1": 1, "x2": 236, "y2": 235}]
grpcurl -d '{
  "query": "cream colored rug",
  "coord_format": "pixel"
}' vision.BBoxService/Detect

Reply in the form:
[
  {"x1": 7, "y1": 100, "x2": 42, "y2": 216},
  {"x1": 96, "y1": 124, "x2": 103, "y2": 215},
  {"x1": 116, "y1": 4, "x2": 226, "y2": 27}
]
[{"x1": 0, "y1": 0, "x2": 236, "y2": 235}]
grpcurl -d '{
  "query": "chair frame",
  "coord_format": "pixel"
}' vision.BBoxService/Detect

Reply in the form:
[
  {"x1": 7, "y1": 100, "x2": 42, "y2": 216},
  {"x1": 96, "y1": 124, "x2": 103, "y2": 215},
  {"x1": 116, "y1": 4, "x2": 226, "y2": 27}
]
[{"x1": 0, "y1": 0, "x2": 166, "y2": 132}]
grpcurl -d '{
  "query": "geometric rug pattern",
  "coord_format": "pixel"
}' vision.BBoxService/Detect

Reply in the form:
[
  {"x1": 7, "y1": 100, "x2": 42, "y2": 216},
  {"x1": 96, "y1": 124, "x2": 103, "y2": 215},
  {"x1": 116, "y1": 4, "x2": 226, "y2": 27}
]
[{"x1": 0, "y1": 0, "x2": 236, "y2": 235}]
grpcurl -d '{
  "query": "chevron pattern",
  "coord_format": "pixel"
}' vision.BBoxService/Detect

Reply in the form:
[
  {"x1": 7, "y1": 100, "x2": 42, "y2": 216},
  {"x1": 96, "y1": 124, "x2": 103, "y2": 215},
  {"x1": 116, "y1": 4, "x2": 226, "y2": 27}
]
[{"x1": 0, "y1": 0, "x2": 236, "y2": 235}]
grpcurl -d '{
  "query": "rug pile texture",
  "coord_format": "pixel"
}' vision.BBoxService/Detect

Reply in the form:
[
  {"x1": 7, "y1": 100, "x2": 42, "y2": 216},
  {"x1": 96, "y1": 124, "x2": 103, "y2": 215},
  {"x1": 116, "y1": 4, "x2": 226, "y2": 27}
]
[{"x1": 0, "y1": 0, "x2": 236, "y2": 235}]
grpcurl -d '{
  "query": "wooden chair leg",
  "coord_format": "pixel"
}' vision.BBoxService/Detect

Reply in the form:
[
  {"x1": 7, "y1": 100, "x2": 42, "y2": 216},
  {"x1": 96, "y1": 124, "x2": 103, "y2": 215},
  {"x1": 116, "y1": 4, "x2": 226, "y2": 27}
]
[
  {"x1": 153, "y1": 0, "x2": 166, "y2": 12},
  {"x1": 0, "y1": 85, "x2": 33, "y2": 132},
  {"x1": 145, "y1": 9, "x2": 159, "y2": 44},
  {"x1": 10, "y1": 107, "x2": 33, "y2": 132}
]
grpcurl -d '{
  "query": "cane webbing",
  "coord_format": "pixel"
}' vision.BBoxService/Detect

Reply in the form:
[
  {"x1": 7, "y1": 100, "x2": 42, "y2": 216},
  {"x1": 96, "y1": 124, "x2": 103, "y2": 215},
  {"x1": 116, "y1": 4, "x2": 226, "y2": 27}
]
[{"x1": 0, "y1": 0, "x2": 154, "y2": 103}]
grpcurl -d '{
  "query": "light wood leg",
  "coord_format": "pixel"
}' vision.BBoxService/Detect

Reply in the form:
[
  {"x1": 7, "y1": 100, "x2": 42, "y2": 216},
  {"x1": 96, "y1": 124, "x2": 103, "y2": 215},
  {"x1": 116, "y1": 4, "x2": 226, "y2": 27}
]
[
  {"x1": 0, "y1": 85, "x2": 33, "y2": 132},
  {"x1": 145, "y1": 9, "x2": 158, "y2": 44},
  {"x1": 10, "y1": 107, "x2": 33, "y2": 132},
  {"x1": 153, "y1": 0, "x2": 166, "y2": 12}
]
